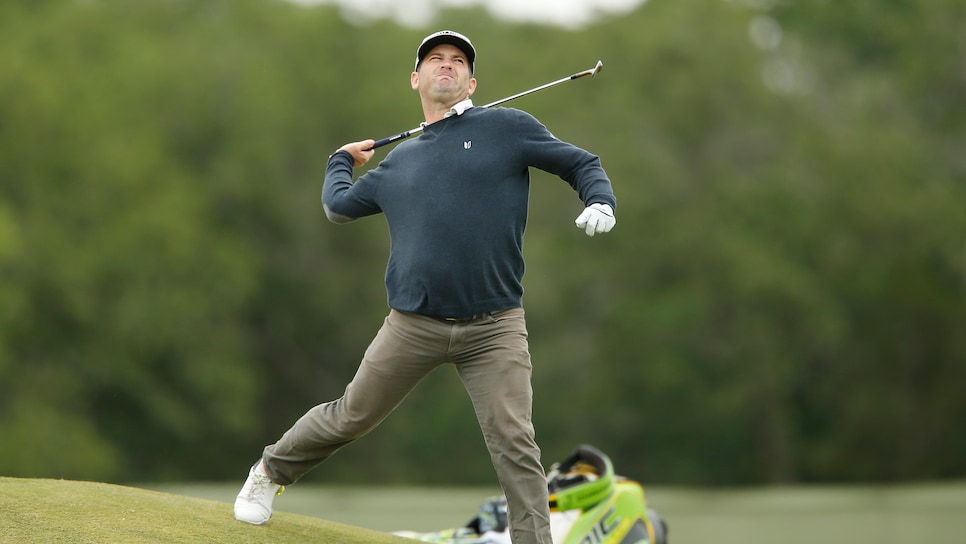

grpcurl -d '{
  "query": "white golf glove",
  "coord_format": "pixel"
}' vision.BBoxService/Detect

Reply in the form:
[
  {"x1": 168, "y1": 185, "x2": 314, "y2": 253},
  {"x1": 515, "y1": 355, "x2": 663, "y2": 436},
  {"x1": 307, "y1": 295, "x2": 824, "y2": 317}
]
[{"x1": 574, "y1": 203, "x2": 616, "y2": 237}]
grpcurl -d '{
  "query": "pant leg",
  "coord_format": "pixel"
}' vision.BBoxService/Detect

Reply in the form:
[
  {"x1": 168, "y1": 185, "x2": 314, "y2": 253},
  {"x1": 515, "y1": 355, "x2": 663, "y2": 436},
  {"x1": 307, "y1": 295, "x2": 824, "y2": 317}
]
[
  {"x1": 452, "y1": 308, "x2": 553, "y2": 544},
  {"x1": 262, "y1": 310, "x2": 449, "y2": 485}
]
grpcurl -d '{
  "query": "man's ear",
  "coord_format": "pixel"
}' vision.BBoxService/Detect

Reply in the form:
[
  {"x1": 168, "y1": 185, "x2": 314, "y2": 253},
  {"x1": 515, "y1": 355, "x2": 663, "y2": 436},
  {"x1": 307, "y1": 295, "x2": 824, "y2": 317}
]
[
  {"x1": 467, "y1": 77, "x2": 477, "y2": 96},
  {"x1": 411, "y1": 71, "x2": 420, "y2": 91}
]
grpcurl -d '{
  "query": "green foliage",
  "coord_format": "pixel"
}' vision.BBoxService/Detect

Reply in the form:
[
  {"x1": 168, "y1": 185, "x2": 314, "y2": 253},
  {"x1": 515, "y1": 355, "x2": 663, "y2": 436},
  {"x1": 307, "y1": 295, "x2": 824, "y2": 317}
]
[{"x1": 0, "y1": 0, "x2": 963, "y2": 485}]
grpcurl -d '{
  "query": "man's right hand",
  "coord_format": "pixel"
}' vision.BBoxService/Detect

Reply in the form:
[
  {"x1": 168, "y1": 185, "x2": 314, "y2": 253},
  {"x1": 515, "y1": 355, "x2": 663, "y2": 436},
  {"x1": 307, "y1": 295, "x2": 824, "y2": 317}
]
[{"x1": 338, "y1": 140, "x2": 376, "y2": 167}]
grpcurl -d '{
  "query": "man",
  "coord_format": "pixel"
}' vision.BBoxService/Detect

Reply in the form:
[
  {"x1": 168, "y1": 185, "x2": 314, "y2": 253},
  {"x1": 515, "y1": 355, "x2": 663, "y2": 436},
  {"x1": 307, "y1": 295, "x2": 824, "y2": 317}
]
[{"x1": 234, "y1": 30, "x2": 616, "y2": 544}]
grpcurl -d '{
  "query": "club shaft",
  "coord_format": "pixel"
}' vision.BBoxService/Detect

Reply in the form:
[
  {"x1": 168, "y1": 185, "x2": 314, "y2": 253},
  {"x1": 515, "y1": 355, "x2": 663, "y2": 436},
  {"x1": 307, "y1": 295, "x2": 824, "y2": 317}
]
[
  {"x1": 481, "y1": 66, "x2": 599, "y2": 109},
  {"x1": 371, "y1": 61, "x2": 602, "y2": 149}
]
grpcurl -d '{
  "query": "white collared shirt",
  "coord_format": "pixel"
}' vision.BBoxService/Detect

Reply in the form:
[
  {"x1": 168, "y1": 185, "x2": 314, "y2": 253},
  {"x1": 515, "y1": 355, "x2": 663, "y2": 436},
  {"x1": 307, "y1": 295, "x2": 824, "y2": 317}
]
[
  {"x1": 447, "y1": 98, "x2": 474, "y2": 117},
  {"x1": 421, "y1": 99, "x2": 475, "y2": 128}
]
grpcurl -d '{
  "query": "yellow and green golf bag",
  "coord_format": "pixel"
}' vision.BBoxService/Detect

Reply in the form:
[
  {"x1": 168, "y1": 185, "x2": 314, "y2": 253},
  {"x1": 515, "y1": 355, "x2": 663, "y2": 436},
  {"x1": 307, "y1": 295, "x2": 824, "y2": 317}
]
[{"x1": 394, "y1": 444, "x2": 668, "y2": 544}]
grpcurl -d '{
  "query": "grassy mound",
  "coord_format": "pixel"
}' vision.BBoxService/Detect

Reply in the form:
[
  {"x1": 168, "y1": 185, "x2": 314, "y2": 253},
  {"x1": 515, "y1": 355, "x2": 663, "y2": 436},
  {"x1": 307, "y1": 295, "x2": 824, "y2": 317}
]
[{"x1": 0, "y1": 477, "x2": 412, "y2": 544}]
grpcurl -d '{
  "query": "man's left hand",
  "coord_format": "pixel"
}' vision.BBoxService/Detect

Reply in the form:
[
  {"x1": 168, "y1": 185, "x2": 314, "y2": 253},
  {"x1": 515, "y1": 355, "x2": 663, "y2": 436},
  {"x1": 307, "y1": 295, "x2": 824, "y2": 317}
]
[{"x1": 575, "y1": 203, "x2": 616, "y2": 237}]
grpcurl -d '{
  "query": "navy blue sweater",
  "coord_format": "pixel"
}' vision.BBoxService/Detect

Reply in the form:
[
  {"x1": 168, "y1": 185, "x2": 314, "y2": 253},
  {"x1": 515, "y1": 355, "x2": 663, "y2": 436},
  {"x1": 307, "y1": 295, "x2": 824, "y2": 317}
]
[{"x1": 323, "y1": 106, "x2": 616, "y2": 318}]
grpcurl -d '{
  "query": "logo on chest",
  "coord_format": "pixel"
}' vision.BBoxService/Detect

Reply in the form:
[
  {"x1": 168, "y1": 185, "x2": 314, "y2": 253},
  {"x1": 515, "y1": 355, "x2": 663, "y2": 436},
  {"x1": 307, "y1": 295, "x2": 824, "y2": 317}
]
[{"x1": 463, "y1": 140, "x2": 472, "y2": 150}]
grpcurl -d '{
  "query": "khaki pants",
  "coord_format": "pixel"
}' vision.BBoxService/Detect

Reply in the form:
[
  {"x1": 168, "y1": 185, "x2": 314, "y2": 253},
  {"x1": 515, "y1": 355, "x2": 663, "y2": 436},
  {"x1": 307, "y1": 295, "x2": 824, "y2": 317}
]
[{"x1": 262, "y1": 307, "x2": 552, "y2": 544}]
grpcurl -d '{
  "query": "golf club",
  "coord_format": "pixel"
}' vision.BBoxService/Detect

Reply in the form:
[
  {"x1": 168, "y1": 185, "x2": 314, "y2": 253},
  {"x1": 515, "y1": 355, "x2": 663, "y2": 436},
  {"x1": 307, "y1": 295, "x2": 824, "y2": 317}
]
[{"x1": 369, "y1": 60, "x2": 604, "y2": 150}]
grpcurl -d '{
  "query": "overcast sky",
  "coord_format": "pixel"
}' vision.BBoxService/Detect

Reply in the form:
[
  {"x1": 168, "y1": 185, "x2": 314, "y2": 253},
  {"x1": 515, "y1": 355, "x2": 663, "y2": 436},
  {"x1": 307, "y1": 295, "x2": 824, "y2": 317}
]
[{"x1": 289, "y1": 0, "x2": 647, "y2": 28}]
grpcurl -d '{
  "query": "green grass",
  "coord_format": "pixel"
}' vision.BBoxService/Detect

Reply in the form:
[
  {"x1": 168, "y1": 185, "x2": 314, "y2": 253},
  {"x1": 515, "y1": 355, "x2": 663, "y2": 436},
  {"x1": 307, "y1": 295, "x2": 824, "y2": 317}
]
[
  {"x1": 155, "y1": 480, "x2": 966, "y2": 544},
  {"x1": 0, "y1": 477, "x2": 412, "y2": 544},
  {"x1": 648, "y1": 482, "x2": 966, "y2": 544},
  {"x1": 5, "y1": 477, "x2": 966, "y2": 543},
  {"x1": 144, "y1": 482, "x2": 505, "y2": 534}
]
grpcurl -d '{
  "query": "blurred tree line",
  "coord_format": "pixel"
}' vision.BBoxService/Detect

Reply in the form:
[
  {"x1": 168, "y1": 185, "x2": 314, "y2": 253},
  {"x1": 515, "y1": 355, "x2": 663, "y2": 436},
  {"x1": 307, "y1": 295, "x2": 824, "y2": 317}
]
[{"x1": 1, "y1": 0, "x2": 963, "y2": 486}]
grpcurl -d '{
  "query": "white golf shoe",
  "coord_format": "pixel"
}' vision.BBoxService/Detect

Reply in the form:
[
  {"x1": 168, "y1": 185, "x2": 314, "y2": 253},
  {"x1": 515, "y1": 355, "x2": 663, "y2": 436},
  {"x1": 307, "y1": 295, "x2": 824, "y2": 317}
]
[{"x1": 233, "y1": 462, "x2": 284, "y2": 525}]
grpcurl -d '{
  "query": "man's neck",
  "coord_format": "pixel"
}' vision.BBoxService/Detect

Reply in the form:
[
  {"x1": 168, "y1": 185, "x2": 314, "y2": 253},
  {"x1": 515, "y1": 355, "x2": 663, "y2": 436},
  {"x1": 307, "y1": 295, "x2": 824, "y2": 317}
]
[
  {"x1": 422, "y1": 105, "x2": 451, "y2": 125},
  {"x1": 422, "y1": 98, "x2": 474, "y2": 126}
]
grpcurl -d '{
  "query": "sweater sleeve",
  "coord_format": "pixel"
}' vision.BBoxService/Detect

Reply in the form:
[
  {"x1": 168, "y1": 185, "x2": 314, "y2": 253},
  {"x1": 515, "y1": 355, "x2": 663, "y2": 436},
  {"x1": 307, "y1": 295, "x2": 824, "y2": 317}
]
[
  {"x1": 322, "y1": 150, "x2": 383, "y2": 223},
  {"x1": 512, "y1": 109, "x2": 617, "y2": 211}
]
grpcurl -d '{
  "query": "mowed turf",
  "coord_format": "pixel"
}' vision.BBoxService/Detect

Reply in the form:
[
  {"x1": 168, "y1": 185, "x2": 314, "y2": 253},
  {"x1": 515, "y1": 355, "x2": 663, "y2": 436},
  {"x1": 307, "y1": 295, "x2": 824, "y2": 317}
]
[
  {"x1": 649, "y1": 482, "x2": 966, "y2": 544},
  {"x1": 0, "y1": 477, "x2": 413, "y2": 544},
  {"x1": 157, "y1": 480, "x2": 966, "y2": 544},
  {"x1": 4, "y1": 477, "x2": 966, "y2": 544}
]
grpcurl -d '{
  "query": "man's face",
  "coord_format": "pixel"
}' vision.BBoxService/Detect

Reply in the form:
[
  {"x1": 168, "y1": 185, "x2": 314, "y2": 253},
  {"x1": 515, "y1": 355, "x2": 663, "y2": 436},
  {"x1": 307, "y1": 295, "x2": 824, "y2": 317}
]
[{"x1": 411, "y1": 44, "x2": 477, "y2": 105}]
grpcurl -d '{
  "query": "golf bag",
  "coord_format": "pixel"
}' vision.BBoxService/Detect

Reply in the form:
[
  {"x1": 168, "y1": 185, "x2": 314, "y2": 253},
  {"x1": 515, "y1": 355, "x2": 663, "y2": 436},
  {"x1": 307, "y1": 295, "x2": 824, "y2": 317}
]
[{"x1": 394, "y1": 444, "x2": 668, "y2": 544}]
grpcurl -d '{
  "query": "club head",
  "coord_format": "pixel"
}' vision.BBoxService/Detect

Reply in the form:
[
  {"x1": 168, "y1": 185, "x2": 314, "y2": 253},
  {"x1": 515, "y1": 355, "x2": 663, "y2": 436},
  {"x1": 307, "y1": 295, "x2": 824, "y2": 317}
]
[{"x1": 592, "y1": 60, "x2": 603, "y2": 78}]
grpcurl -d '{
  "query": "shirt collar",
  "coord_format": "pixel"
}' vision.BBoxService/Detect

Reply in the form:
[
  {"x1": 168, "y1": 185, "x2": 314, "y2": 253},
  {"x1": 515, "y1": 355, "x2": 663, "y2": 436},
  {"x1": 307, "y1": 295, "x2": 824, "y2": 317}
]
[
  {"x1": 447, "y1": 98, "x2": 474, "y2": 117},
  {"x1": 421, "y1": 99, "x2": 475, "y2": 128}
]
